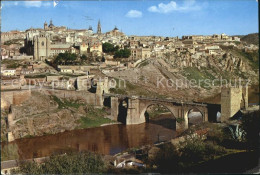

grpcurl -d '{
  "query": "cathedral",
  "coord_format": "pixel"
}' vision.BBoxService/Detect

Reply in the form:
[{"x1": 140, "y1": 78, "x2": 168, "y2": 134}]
[{"x1": 43, "y1": 20, "x2": 67, "y2": 31}]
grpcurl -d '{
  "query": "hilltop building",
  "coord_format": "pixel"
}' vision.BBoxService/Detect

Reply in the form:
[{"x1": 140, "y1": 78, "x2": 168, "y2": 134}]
[{"x1": 97, "y1": 20, "x2": 102, "y2": 34}]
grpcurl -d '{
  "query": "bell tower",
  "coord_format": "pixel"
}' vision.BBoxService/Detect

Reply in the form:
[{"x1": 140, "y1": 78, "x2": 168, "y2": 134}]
[
  {"x1": 44, "y1": 21, "x2": 48, "y2": 30},
  {"x1": 97, "y1": 19, "x2": 101, "y2": 34}
]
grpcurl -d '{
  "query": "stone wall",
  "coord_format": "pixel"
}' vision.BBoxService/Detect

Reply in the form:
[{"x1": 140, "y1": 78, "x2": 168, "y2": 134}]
[
  {"x1": 1, "y1": 90, "x2": 31, "y2": 109},
  {"x1": 38, "y1": 89, "x2": 98, "y2": 106},
  {"x1": 126, "y1": 98, "x2": 144, "y2": 125},
  {"x1": 221, "y1": 87, "x2": 248, "y2": 121},
  {"x1": 110, "y1": 97, "x2": 119, "y2": 121}
]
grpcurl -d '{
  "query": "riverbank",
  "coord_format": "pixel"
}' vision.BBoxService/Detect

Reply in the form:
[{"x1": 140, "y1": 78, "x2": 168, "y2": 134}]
[{"x1": 1, "y1": 91, "x2": 117, "y2": 141}]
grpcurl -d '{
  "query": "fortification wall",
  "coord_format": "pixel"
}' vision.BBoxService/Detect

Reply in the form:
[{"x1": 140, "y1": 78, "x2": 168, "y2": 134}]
[
  {"x1": 13, "y1": 91, "x2": 31, "y2": 105},
  {"x1": 37, "y1": 89, "x2": 97, "y2": 105},
  {"x1": 1, "y1": 90, "x2": 31, "y2": 109},
  {"x1": 221, "y1": 87, "x2": 248, "y2": 121}
]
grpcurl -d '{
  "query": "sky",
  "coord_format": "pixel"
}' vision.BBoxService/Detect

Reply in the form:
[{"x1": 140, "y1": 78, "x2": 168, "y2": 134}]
[{"x1": 1, "y1": 0, "x2": 259, "y2": 37}]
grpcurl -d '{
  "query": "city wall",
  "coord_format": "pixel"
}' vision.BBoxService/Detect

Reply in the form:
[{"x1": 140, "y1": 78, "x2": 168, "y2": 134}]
[
  {"x1": 1, "y1": 90, "x2": 32, "y2": 110},
  {"x1": 37, "y1": 89, "x2": 101, "y2": 106}
]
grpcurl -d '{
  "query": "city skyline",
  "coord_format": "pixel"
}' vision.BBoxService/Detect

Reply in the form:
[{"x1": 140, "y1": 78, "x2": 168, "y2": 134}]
[{"x1": 1, "y1": 0, "x2": 259, "y2": 37}]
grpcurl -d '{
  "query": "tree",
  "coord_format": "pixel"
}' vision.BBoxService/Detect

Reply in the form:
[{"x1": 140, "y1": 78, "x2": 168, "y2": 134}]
[
  {"x1": 102, "y1": 42, "x2": 114, "y2": 53},
  {"x1": 80, "y1": 54, "x2": 87, "y2": 60},
  {"x1": 53, "y1": 52, "x2": 78, "y2": 65},
  {"x1": 114, "y1": 48, "x2": 131, "y2": 59}
]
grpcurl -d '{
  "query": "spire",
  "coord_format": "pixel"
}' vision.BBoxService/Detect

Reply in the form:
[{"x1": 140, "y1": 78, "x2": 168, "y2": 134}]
[{"x1": 97, "y1": 19, "x2": 101, "y2": 34}]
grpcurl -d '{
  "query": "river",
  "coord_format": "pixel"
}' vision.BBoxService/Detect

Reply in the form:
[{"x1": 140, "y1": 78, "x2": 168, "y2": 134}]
[{"x1": 2, "y1": 122, "x2": 177, "y2": 160}]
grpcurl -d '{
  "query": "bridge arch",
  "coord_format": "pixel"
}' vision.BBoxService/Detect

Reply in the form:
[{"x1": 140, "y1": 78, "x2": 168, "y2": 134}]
[
  {"x1": 185, "y1": 107, "x2": 204, "y2": 126},
  {"x1": 139, "y1": 102, "x2": 179, "y2": 130},
  {"x1": 184, "y1": 106, "x2": 208, "y2": 126}
]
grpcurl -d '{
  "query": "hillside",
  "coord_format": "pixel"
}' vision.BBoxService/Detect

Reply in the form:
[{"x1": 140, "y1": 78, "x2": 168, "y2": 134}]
[
  {"x1": 105, "y1": 48, "x2": 259, "y2": 102},
  {"x1": 240, "y1": 33, "x2": 259, "y2": 45}
]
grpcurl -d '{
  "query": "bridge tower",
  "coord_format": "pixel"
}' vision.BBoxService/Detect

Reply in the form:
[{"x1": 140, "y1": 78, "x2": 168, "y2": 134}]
[
  {"x1": 95, "y1": 77, "x2": 109, "y2": 107},
  {"x1": 221, "y1": 86, "x2": 248, "y2": 121}
]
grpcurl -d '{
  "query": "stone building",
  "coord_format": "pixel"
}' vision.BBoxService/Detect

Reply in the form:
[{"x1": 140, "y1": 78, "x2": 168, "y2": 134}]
[
  {"x1": 1, "y1": 30, "x2": 26, "y2": 43},
  {"x1": 130, "y1": 48, "x2": 151, "y2": 60},
  {"x1": 33, "y1": 33, "x2": 51, "y2": 61},
  {"x1": 105, "y1": 26, "x2": 125, "y2": 37}
]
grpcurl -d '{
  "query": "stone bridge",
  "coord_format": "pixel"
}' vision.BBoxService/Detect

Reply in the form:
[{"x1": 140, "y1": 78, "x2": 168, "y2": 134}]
[{"x1": 104, "y1": 94, "x2": 210, "y2": 132}]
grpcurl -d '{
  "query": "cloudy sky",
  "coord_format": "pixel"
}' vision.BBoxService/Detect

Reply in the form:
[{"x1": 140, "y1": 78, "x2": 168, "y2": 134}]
[{"x1": 1, "y1": 0, "x2": 258, "y2": 36}]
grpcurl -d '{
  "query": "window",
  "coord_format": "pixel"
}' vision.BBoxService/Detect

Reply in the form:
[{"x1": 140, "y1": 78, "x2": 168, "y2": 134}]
[{"x1": 41, "y1": 41, "x2": 44, "y2": 46}]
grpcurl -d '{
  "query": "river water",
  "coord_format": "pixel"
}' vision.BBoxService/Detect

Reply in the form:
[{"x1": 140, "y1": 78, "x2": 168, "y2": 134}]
[
  {"x1": 2, "y1": 122, "x2": 177, "y2": 160},
  {"x1": 1, "y1": 86, "x2": 258, "y2": 161}
]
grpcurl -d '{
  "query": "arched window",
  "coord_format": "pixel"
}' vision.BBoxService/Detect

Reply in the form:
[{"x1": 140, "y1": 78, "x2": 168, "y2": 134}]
[{"x1": 41, "y1": 41, "x2": 44, "y2": 46}]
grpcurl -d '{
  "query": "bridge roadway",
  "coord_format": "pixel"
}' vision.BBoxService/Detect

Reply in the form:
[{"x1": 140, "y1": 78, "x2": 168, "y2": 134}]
[{"x1": 103, "y1": 93, "x2": 208, "y2": 107}]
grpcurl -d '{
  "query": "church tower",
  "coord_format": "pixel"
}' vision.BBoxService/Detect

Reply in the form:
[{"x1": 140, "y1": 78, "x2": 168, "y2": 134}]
[
  {"x1": 97, "y1": 19, "x2": 101, "y2": 34},
  {"x1": 44, "y1": 21, "x2": 48, "y2": 30}
]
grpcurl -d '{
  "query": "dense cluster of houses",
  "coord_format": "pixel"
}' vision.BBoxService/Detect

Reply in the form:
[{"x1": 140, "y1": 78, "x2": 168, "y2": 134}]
[{"x1": 1, "y1": 20, "x2": 258, "y2": 78}]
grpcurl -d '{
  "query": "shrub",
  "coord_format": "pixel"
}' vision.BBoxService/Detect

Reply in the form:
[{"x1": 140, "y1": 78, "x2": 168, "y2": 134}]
[
  {"x1": 13, "y1": 152, "x2": 105, "y2": 174},
  {"x1": 180, "y1": 138, "x2": 227, "y2": 163},
  {"x1": 151, "y1": 143, "x2": 180, "y2": 172}
]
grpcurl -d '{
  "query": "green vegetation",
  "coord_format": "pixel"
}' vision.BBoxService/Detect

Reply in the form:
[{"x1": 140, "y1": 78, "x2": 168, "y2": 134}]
[
  {"x1": 176, "y1": 117, "x2": 185, "y2": 123},
  {"x1": 102, "y1": 42, "x2": 119, "y2": 53},
  {"x1": 77, "y1": 106, "x2": 112, "y2": 128},
  {"x1": 220, "y1": 47, "x2": 259, "y2": 70},
  {"x1": 4, "y1": 39, "x2": 22, "y2": 46},
  {"x1": 109, "y1": 78, "x2": 168, "y2": 98},
  {"x1": 114, "y1": 48, "x2": 131, "y2": 59},
  {"x1": 109, "y1": 78, "x2": 149, "y2": 96},
  {"x1": 150, "y1": 138, "x2": 227, "y2": 173},
  {"x1": 1, "y1": 144, "x2": 19, "y2": 161},
  {"x1": 137, "y1": 60, "x2": 149, "y2": 68},
  {"x1": 51, "y1": 95, "x2": 84, "y2": 109},
  {"x1": 2, "y1": 60, "x2": 24, "y2": 69},
  {"x1": 233, "y1": 49, "x2": 259, "y2": 70},
  {"x1": 241, "y1": 33, "x2": 259, "y2": 45},
  {"x1": 182, "y1": 67, "x2": 216, "y2": 89},
  {"x1": 24, "y1": 73, "x2": 57, "y2": 78},
  {"x1": 12, "y1": 151, "x2": 105, "y2": 174},
  {"x1": 52, "y1": 52, "x2": 77, "y2": 66},
  {"x1": 145, "y1": 105, "x2": 170, "y2": 119},
  {"x1": 146, "y1": 111, "x2": 260, "y2": 173}
]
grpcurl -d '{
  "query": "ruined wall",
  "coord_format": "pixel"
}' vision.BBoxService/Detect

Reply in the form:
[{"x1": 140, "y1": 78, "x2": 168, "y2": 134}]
[
  {"x1": 96, "y1": 77, "x2": 109, "y2": 95},
  {"x1": 38, "y1": 89, "x2": 97, "y2": 106},
  {"x1": 221, "y1": 87, "x2": 248, "y2": 121},
  {"x1": 13, "y1": 91, "x2": 31, "y2": 105},
  {"x1": 1, "y1": 90, "x2": 31, "y2": 109}
]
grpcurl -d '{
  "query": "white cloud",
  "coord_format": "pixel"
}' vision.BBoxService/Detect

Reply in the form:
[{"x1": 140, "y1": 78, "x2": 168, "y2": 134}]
[
  {"x1": 148, "y1": 0, "x2": 201, "y2": 14},
  {"x1": 126, "y1": 10, "x2": 142, "y2": 18},
  {"x1": 24, "y1": 1, "x2": 51, "y2": 8},
  {"x1": 2, "y1": 1, "x2": 20, "y2": 8},
  {"x1": 2, "y1": 1, "x2": 52, "y2": 8}
]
